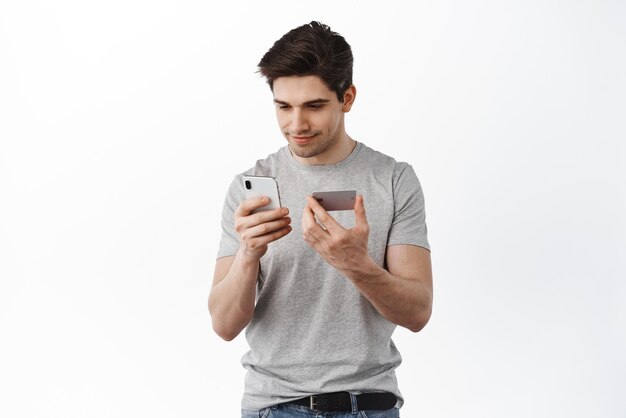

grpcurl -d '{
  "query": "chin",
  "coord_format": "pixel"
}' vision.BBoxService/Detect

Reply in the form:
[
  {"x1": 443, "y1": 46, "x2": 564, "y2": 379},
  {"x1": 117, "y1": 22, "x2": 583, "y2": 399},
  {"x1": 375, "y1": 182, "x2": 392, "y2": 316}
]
[
  {"x1": 287, "y1": 134, "x2": 333, "y2": 158},
  {"x1": 288, "y1": 144, "x2": 320, "y2": 158},
  {"x1": 289, "y1": 145, "x2": 313, "y2": 157}
]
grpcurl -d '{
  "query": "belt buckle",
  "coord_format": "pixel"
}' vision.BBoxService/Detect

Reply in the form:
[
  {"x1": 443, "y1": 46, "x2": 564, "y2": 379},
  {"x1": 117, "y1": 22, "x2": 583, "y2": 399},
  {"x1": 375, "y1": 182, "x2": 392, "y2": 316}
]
[{"x1": 309, "y1": 395, "x2": 318, "y2": 410}]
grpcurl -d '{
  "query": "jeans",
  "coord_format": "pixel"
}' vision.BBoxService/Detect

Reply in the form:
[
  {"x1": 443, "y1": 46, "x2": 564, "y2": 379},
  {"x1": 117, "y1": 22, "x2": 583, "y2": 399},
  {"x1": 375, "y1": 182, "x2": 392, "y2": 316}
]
[{"x1": 241, "y1": 403, "x2": 400, "y2": 418}]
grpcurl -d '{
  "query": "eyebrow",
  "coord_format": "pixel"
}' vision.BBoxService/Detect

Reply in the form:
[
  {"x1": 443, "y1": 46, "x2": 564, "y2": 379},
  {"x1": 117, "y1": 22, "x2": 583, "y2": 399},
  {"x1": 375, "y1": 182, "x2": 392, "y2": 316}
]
[{"x1": 273, "y1": 98, "x2": 331, "y2": 106}]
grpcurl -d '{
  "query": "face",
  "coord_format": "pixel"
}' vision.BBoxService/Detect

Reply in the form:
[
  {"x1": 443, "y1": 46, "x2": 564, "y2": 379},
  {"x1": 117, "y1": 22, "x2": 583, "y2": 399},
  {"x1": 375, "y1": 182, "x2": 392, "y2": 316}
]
[{"x1": 272, "y1": 75, "x2": 355, "y2": 162}]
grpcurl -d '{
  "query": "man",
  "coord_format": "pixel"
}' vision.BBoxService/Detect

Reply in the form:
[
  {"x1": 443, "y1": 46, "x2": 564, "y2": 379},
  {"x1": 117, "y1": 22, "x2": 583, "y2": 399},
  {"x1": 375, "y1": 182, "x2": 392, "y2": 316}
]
[{"x1": 209, "y1": 21, "x2": 432, "y2": 418}]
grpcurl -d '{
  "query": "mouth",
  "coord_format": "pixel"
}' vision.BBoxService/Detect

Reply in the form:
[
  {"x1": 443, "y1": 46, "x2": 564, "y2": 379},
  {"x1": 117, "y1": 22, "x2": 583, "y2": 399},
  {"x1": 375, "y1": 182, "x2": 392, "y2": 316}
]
[{"x1": 289, "y1": 133, "x2": 317, "y2": 145}]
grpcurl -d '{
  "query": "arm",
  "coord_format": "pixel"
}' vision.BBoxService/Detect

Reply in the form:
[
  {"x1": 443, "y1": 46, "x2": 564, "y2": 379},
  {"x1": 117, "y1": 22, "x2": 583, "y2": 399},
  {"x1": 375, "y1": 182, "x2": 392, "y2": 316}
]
[
  {"x1": 347, "y1": 244, "x2": 432, "y2": 332},
  {"x1": 302, "y1": 195, "x2": 433, "y2": 332},
  {"x1": 209, "y1": 197, "x2": 292, "y2": 341}
]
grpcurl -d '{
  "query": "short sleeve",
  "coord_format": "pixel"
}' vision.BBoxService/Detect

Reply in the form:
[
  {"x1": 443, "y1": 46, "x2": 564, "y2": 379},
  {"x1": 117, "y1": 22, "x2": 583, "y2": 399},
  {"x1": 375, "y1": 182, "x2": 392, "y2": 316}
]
[
  {"x1": 387, "y1": 163, "x2": 430, "y2": 251},
  {"x1": 217, "y1": 174, "x2": 245, "y2": 258}
]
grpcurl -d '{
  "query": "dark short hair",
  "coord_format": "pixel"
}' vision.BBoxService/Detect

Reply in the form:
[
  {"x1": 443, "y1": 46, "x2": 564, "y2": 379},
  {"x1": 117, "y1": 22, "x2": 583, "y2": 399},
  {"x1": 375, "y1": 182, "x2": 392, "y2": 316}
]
[{"x1": 257, "y1": 21, "x2": 353, "y2": 102}]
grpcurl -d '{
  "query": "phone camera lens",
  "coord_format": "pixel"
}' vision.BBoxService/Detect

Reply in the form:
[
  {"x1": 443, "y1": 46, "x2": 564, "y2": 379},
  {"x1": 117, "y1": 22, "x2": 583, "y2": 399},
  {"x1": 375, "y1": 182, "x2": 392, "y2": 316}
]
[{"x1": 245, "y1": 180, "x2": 251, "y2": 190}]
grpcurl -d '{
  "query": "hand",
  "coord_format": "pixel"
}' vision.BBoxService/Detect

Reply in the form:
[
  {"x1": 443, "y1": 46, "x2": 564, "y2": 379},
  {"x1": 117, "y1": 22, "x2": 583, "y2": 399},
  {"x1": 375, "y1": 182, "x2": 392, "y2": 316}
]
[
  {"x1": 301, "y1": 194, "x2": 372, "y2": 277},
  {"x1": 235, "y1": 196, "x2": 292, "y2": 260}
]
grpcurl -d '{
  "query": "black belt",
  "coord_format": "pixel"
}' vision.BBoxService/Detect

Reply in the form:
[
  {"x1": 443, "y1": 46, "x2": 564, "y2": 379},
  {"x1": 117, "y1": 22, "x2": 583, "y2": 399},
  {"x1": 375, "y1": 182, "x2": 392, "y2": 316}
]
[{"x1": 286, "y1": 391, "x2": 397, "y2": 412}]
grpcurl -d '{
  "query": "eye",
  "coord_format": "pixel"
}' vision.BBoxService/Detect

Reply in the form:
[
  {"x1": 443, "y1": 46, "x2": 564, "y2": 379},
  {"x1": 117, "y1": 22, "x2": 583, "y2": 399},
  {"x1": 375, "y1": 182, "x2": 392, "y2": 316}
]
[{"x1": 307, "y1": 104, "x2": 323, "y2": 110}]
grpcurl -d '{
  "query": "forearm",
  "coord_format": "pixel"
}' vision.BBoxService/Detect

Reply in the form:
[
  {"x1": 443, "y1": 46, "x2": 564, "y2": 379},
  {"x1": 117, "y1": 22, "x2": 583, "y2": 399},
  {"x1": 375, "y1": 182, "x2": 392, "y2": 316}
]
[
  {"x1": 209, "y1": 249, "x2": 260, "y2": 340},
  {"x1": 346, "y1": 259, "x2": 433, "y2": 332}
]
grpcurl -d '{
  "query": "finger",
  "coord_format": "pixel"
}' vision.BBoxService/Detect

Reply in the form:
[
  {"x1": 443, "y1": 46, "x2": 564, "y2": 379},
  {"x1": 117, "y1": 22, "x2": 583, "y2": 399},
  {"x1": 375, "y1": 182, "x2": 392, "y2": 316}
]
[
  {"x1": 354, "y1": 195, "x2": 368, "y2": 227},
  {"x1": 237, "y1": 206, "x2": 289, "y2": 230},
  {"x1": 248, "y1": 224, "x2": 293, "y2": 248},
  {"x1": 305, "y1": 196, "x2": 343, "y2": 234},
  {"x1": 301, "y1": 202, "x2": 327, "y2": 243},
  {"x1": 236, "y1": 196, "x2": 273, "y2": 217},
  {"x1": 243, "y1": 217, "x2": 292, "y2": 240}
]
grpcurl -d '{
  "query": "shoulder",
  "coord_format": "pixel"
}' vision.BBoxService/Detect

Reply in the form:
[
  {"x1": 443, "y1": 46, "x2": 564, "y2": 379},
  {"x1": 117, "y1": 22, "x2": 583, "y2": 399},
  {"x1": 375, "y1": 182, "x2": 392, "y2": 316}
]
[
  {"x1": 357, "y1": 142, "x2": 416, "y2": 179},
  {"x1": 239, "y1": 147, "x2": 287, "y2": 177}
]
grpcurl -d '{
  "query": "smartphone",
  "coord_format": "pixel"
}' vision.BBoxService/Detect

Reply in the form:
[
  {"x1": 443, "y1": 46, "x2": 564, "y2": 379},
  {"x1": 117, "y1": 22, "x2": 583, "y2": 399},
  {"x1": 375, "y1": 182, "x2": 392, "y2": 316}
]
[
  {"x1": 311, "y1": 190, "x2": 356, "y2": 211},
  {"x1": 243, "y1": 175, "x2": 282, "y2": 213}
]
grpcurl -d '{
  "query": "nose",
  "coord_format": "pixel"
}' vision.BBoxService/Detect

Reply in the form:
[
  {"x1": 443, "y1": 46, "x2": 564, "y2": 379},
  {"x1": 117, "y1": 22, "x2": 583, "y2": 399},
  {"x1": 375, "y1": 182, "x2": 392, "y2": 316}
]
[{"x1": 290, "y1": 109, "x2": 309, "y2": 134}]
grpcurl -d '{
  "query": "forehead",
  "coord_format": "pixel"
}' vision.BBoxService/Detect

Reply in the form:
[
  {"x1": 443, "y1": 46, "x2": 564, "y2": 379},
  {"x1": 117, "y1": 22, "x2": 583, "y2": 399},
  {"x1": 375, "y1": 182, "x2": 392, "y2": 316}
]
[{"x1": 272, "y1": 75, "x2": 337, "y2": 104}]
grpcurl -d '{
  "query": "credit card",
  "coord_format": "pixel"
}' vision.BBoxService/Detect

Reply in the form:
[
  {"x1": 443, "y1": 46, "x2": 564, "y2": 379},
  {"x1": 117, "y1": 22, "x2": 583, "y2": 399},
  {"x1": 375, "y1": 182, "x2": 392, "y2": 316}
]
[{"x1": 311, "y1": 190, "x2": 356, "y2": 211}]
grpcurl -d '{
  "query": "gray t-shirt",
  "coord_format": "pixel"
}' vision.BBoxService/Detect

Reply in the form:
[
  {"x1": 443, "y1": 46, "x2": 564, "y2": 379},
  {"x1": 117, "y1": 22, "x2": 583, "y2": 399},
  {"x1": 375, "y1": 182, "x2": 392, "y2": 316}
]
[{"x1": 217, "y1": 142, "x2": 430, "y2": 411}]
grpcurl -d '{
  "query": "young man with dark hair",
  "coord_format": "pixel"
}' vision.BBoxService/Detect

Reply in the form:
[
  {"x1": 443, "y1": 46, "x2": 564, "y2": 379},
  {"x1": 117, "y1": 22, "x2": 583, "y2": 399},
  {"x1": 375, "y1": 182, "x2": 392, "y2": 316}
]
[{"x1": 209, "y1": 21, "x2": 433, "y2": 418}]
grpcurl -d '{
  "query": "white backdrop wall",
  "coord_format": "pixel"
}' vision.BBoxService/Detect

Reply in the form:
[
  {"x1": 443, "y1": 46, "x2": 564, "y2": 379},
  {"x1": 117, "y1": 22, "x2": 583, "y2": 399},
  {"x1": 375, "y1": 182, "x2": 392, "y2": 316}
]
[{"x1": 1, "y1": 1, "x2": 625, "y2": 417}]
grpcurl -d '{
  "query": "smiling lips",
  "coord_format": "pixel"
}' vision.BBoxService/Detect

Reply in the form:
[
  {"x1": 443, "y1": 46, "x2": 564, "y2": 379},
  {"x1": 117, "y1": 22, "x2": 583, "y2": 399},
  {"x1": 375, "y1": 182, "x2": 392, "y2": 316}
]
[{"x1": 290, "y1": 134, "x2": 317, "y2": 144}]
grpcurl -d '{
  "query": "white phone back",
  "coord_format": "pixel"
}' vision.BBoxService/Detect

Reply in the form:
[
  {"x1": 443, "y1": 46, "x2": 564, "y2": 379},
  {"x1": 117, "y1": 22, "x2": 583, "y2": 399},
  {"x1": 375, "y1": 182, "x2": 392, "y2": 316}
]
[{"x1": 243, "y1": 176, "x2": 281, "y2": 213}]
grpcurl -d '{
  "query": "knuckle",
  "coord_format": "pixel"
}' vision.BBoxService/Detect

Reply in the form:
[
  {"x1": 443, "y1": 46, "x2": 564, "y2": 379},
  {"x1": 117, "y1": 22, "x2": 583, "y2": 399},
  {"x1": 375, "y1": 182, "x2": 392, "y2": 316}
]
[{"x1": 254, "y1": 213, "x2": 267, "y2": 225}]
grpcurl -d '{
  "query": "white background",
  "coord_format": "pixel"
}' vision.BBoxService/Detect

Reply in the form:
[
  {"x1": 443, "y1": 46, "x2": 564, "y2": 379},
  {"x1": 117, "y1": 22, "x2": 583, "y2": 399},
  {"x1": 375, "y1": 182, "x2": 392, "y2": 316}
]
[{"x1": 1, "y1": 1, "x2": 625, "y2": 417}]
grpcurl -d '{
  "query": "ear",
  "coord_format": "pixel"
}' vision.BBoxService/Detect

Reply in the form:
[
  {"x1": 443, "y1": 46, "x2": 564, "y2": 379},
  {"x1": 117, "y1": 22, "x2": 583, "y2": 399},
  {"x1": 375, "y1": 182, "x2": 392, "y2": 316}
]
[{"x1": 341, "y1": 85, "x2": 357, "y2": 112}]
